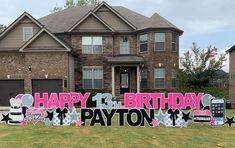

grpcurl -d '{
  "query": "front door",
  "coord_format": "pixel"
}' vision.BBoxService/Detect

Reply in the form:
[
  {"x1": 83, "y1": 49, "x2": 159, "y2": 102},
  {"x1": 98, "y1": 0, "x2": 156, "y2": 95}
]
[{"x1": 120, "y1": 73, "x2": 130, "y2": 94}]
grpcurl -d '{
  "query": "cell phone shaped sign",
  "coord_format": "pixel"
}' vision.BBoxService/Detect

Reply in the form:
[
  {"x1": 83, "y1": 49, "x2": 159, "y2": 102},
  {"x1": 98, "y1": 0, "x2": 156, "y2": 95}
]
[{"x1": 210, "y1": 99, "x2": 225, "y2": 126}]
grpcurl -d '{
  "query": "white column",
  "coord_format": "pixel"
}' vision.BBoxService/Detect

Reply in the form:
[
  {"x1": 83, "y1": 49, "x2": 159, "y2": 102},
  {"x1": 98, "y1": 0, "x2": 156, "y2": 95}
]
[
  {"x1": 112, "y1": 66, "x2": 115, "y2": 96},
  {"x1": 137, "y1": 65, "x2": 140, "y2": 93}
]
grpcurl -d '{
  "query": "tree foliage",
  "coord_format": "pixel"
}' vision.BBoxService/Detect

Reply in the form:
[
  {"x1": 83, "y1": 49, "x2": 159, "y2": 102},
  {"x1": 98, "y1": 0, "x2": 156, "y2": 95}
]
[
  {"x1": 50, "y1": 0, "x2": 101, "y2": 13},
  {"x1": 178, "y1": 43, "x2": 226, "y2": 91},
  {"x1": 0, "y1": 24, "x2": 7, "y2": 34}
]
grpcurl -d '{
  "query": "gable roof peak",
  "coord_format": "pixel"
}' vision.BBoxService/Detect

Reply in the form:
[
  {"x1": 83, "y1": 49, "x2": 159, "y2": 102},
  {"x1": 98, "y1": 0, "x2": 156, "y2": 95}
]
[
  {"x1": 68, "y1": 10, "x2": 115, "y2": 32},
  {"x1": 19, "y1": 28, "x2": 71, "y2": 52},
  {"x1": 151, "y1": 13, "x2": 160, "y2": 18},
  {"x1": 0, "y1": 12, "x2": 44, "y2": 39},
  {"x1": 92, "y1": 1, "x2": 137, "y2": 30}
]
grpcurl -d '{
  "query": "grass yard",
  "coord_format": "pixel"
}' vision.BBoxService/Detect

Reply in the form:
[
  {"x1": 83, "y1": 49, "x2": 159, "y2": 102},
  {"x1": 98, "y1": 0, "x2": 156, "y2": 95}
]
[{"x1": 0, "y1": 110, "x2": 235, "y2": 148}]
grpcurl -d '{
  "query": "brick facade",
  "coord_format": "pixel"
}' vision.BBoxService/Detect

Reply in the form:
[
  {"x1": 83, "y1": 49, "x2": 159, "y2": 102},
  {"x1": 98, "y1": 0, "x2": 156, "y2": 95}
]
[
  {"x1": 57, "y1": 30, "x2": 179, "y2": 95},
  {"x1": 0, "y1": 52, "x2": 69, "y2": 93}
]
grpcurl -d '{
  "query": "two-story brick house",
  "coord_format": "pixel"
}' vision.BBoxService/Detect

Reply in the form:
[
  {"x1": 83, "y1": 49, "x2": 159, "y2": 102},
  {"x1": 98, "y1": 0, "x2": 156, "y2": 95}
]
[{"x1": 0, "y1": 2, "x2": 183, "y2": 105}]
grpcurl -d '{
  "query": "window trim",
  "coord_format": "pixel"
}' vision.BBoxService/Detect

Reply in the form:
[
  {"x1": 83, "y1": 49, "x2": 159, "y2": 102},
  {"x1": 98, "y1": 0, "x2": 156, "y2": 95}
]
[
  {"x1": 119, "y1": 36, "x2": 130, "y2": 54},
  {"x1": 23, "y1": 27, "x2": 33, "y2": 42},
  {"x1": 154, "y1": 68, "x2": 165, "y2": 89},
  {"x1": 82, "y1": 66, "x2": 103, "y2": 89},
  {"x1": 82, "y1": 36, "x2": 103, "y2": 54},
  {"x1": 154, "y1": 32, "x2": 166, "y2": 52},
  {"x1": 172, "y1": 33, "x2": 178, "y2": 52},
  {"x1": 139, "y1": 33, "x2": 148, "y2": 53}
]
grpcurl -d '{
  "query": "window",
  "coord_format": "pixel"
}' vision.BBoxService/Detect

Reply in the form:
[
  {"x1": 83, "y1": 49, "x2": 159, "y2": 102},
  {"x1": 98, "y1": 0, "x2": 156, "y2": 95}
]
[
  {"x1": 82, "y1": 36, "x2": 102, "y2": 54},
  {"x1": 141, "y1": 69, "x2": 148, "y2": 88},
  {"x1": 172, "y1": 34, "x2": 177, "y2": 52},
  {"x1": 154, "y1": 33, "x2": 165, "y2": 51},
  {"x1": 83, "y1": 67, "x2": 103, "y2": 89},
  {"x1": 139, "y1": 34, "x2": 148, "y2": 52},
  {"x1": 172, "y1": 69, "x2": 177, "y2": 88},
  {"x1": 23, "y1": 27, "x2": 33, "y2": 41},
  {"x1": 154, "y1": 68, "x2": 165, "y2": 88},
  {"x1": 120, "y1": 36, "x2": 130, "y2": 54}
]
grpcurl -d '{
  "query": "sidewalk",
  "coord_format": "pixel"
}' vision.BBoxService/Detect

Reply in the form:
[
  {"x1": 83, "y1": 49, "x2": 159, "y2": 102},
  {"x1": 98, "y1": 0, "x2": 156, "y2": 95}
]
[{"x1": 0, "y1": 106, "x2": 10, "y2": 111}]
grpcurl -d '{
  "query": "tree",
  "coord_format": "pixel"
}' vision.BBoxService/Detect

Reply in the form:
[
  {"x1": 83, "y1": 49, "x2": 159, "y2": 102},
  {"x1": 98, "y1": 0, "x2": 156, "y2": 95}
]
[
  {"x1": 50, "y1": 3, "x2": 63, "y2": 13},
  {"x1": 0, "y1": 24, "x2": 7, "y2": 34},
  {"x1": 178, "y1": 43, "x2": 226, "y2": 92},
  {"x1": 50, "y1": 0, "x2": 101, "y2": 13}
]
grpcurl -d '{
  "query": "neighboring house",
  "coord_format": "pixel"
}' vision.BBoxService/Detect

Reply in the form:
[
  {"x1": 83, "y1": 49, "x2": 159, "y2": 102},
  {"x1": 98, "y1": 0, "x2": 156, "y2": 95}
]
[
  {"x1": 0, "y1": 2, "x2": 183, "y2": 106},
  {"x1": 227, "y1": 45, "x2": 235, "y2": 107},
  {"x1": 209, "y1": 70, "x2": 229, "y2": 88}
]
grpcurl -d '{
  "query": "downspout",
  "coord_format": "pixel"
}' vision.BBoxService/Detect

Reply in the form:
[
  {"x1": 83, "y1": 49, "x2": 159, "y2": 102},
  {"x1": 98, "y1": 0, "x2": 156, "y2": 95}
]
[
  {"x1": 67, "y1": 53, "x2": 70, "y2": 92},
  {"x1": 112, "y1": 32, "x2": 114, "y2": 56}
]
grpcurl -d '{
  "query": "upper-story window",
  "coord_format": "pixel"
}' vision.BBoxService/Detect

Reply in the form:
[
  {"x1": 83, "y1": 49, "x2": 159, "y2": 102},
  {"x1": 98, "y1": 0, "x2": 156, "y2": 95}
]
[
  {"x1": 120, "y1": 36, "x2": 130, "y2": 54},
  {"x1": 154, "y1": 33, "x2": 165, "y2": 51},
  {"x1": 139, "y1": 34, "x2": 148, "y2": 52},
  {"x1": 82, "y1": 36, "x2": 102, "y2": 54},
  {"x1": 172, "y1": 34, "x2": 178, "y2": 52},
  {"x1": 154, "y1": 68, "x2": 165, "y2": 89},
  {"x1": 23, "y1": 27, "x2": 33, "y2": 41}
]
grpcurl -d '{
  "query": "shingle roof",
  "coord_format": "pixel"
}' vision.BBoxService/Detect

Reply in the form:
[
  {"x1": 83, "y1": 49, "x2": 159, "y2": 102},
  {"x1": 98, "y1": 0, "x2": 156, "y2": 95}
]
[
  {"x1": 226, "y1": 45, "x2": 235, "y2": 53},
  {"x1": 140, "y1": 13, "x2": 182, "y2": 31},
  {"x1": 38, "y1": 6, "x2": 183, "y2": 33}
]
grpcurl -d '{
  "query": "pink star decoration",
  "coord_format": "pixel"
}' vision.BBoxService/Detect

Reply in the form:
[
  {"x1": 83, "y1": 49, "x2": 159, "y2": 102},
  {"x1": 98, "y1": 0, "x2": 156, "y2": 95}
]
[
  {"x1": 21, "y1": 118, "x2": 27, "y2": 126},
  {"x1": 210, "y1": 117, "x2": 216, "y2": 125},
  {"x1": 150, "y1": 119, "x2": 158, "y2": 127},
  {"x1": 75, "y1": 119, "x2": 84, "y2": 127}
]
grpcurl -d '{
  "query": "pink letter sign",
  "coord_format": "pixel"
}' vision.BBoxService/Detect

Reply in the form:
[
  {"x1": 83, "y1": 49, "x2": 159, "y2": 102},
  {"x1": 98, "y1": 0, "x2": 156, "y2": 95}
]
[
  {"x1": 34, "y1": 93, "x2": 90, "y2": 109},
  {"x1": 124, "y1": 93, "x2": 203, "y2": 109}
]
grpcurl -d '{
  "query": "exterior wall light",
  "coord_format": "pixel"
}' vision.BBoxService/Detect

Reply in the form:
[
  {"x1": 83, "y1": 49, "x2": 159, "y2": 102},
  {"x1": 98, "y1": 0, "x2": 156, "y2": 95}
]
[
  {"x1": 45, "y1": 74, "x2": 48, "y2": 79},
  {"x1": 7, "y1": 75, "x2": 10, "y2": 79},
  {"x1": 28, "y1": 65, "x2": 32, "y2": 71}
]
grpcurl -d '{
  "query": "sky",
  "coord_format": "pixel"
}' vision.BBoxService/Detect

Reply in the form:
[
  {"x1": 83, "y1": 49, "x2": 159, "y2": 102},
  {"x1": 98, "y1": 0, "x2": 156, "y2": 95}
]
[{"x1": 0, "y1": 0, "x2": 234, "y2": 72}]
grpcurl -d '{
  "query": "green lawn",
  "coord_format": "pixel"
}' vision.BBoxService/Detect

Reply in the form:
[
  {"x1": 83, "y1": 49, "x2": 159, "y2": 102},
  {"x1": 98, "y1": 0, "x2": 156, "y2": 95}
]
[{"x1": 0, "y1": 110, "x2": 235, "y2": 148}]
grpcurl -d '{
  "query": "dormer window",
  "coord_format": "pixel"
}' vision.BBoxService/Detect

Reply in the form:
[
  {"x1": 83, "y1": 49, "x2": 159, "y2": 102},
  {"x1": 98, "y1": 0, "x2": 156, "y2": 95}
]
[{"x1": 23, "y1": 27, "x2": 33, "y2": 41}]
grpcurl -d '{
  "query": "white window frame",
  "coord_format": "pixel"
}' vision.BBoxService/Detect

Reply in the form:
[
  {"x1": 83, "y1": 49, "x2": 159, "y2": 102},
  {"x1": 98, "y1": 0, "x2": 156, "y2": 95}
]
[
  {"x1": 154, "y1": 32, "x2": 165, "y2": 51},
  {"x1": 82, "y1": 66, "x2": 103, "y2": 89},
  {"x1": 82, "y1": 36, "x2": 103, "y2": 54},
  {"x1": 154, "y1": 68, "x2": 165, "y2": 89},
  {"x1": 139, "y1": 34, "x2": 148, "y2": 53},
  {"x1": 23, "y1": 27, "x2": 33, "y2": 41}
]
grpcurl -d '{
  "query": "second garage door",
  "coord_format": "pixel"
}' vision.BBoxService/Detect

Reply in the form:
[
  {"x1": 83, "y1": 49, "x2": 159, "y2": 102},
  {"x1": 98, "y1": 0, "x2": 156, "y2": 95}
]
[{"x1": 32, "y1": 79, "x2": 63, "y2": 94}]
